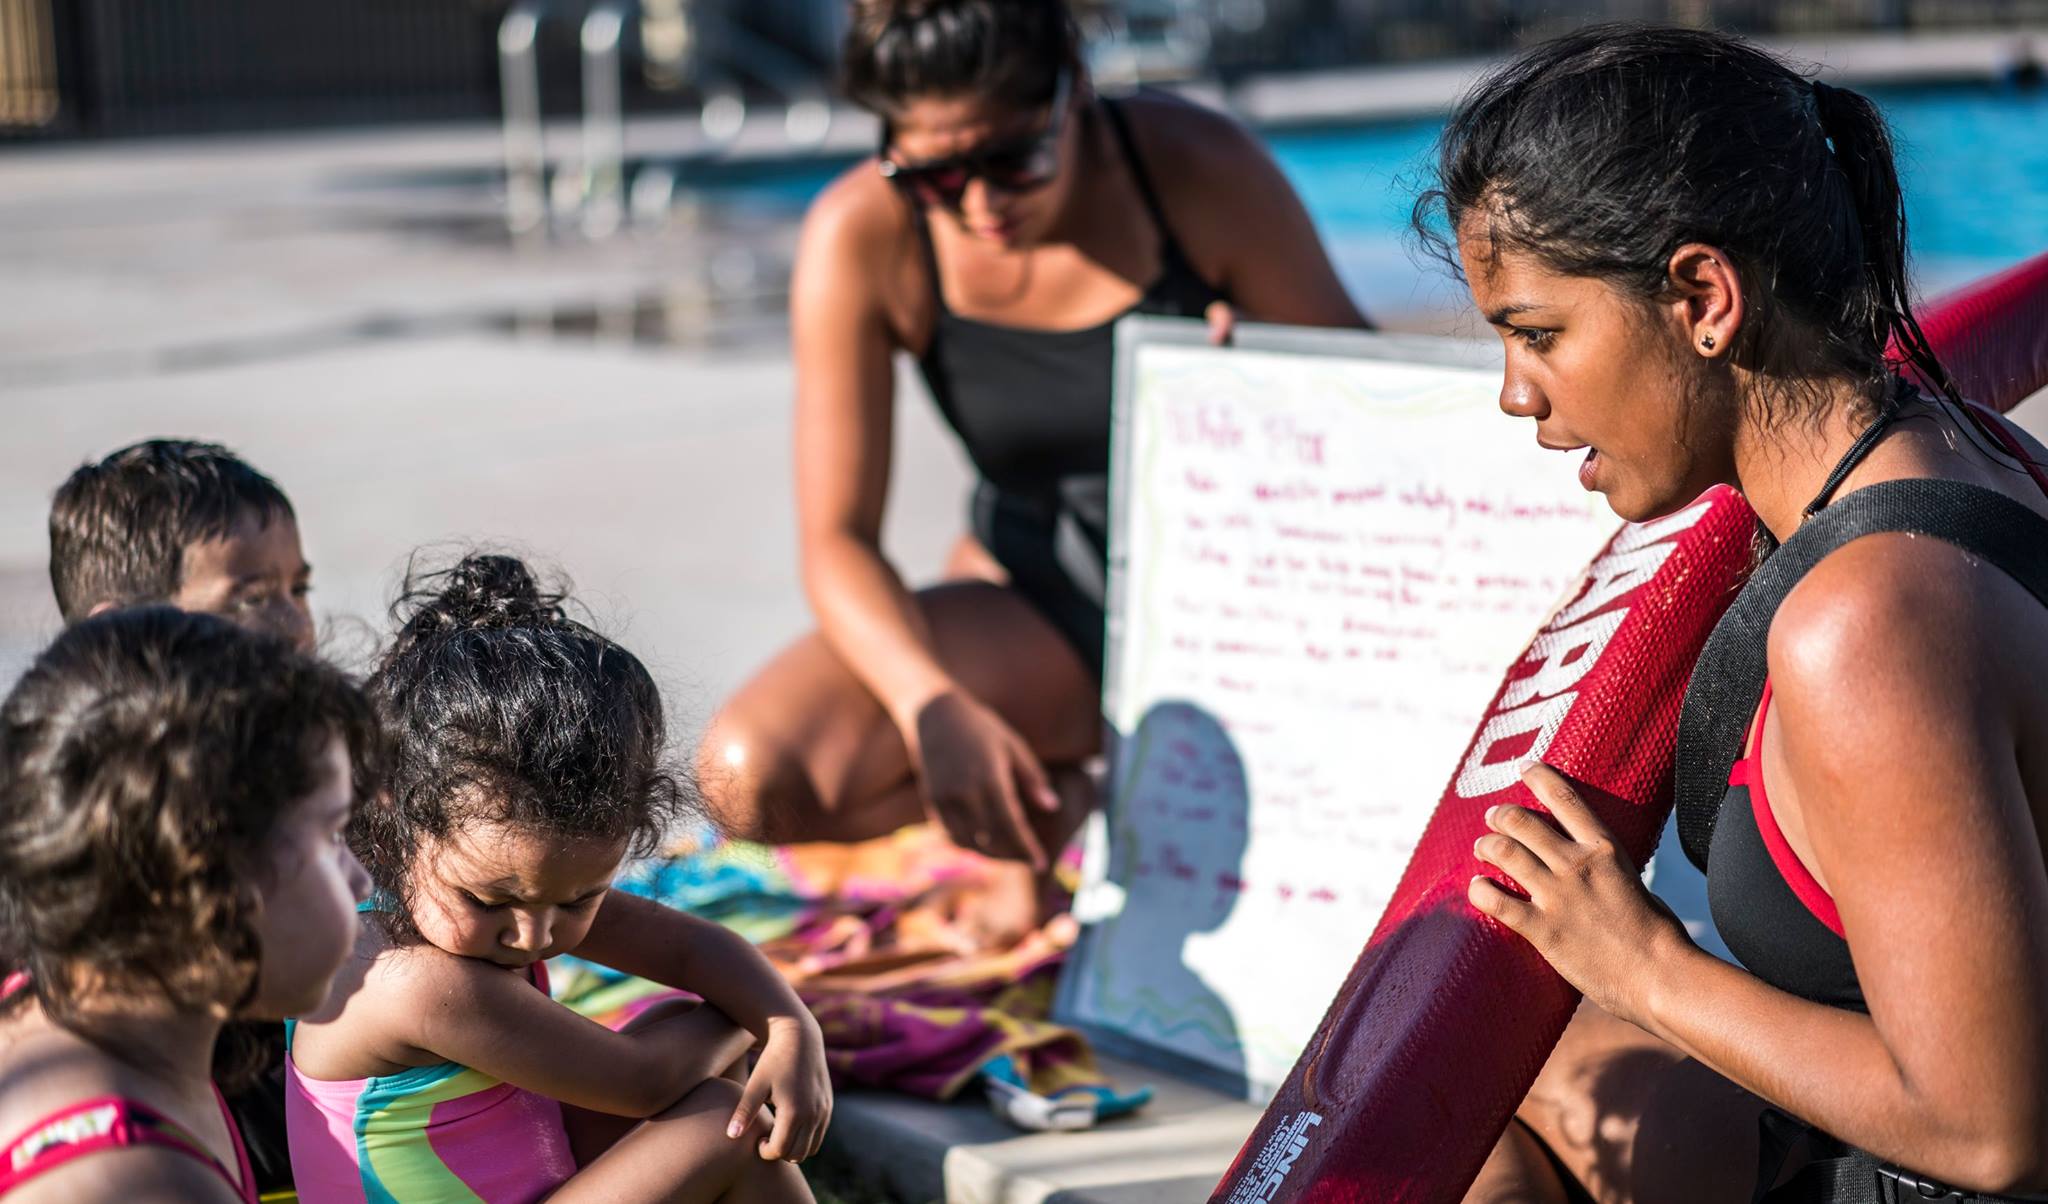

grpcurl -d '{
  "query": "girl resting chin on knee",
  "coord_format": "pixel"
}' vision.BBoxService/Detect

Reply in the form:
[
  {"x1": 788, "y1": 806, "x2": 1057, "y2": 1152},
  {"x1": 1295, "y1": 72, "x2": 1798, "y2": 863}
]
[{"x1": 286, "y1": 554, "x2": 828, "y2": 1204}]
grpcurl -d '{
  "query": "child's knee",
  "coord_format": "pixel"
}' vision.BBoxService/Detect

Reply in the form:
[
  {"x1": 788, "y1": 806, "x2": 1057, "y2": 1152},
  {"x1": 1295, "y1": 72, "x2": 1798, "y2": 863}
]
[
  {"x1": 673, "y1": 1074, "x2": 741, "y2": 1114},
  {"x1": 665, "y1": 1076, "x2": 771, "y2": 1146}
]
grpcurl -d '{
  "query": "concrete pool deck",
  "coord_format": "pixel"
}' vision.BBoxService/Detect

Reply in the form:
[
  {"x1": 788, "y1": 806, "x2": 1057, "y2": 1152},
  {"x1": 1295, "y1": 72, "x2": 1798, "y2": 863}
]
[{"x1": 0, "y1": 111, "x2": 1259, "y2": 1204}]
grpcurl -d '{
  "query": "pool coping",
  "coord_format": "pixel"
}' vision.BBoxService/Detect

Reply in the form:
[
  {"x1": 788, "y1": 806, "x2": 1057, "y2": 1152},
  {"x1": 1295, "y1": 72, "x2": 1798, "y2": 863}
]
[
  {"x1": 1227, "y1": 25, "x2": 2046, "y2": 128},
  {"x1": 588, "y1": 24, "x2": 2048, "y2": 162},
  {"x1": 821, "y1": 1051, "x2": 1267, "y2": 1204}
]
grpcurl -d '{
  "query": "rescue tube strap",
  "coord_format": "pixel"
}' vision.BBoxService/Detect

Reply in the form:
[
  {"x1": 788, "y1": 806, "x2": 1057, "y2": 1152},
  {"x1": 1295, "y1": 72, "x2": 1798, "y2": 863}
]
[{"x1": 1754, "y1": 1108, "x2": 2048, "y2": 1203}]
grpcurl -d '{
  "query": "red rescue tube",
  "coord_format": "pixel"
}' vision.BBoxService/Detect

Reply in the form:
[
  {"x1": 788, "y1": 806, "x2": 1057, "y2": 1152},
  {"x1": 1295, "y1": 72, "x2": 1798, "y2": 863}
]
[
  {"x1": 1904, "y1": 250, "x2": 2048, "y2": 414},
  {"x1": 1210, "y1": 250, "x2": 2048, "y2": 1204}
]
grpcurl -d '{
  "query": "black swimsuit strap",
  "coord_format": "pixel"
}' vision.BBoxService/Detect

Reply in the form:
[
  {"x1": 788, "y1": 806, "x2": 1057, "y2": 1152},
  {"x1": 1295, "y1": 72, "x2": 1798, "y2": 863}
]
[
  {"x1": 909, "y1": 196, "x2": 950, "y2": 317},
  {"x1": 1099, "y1": 98, "x2": 1179, "y2": 254},
  {"x1": 1675, "y1": 475, "x2": 2048, "y2": 869}
]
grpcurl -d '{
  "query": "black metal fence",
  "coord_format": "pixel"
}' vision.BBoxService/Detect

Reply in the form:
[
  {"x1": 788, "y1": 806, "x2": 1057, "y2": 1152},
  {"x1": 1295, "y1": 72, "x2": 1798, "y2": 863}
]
[
  {"x1": 1, "y1": 0, "x2": 506, "y2": 137},
  {"x1": 3, "y1": 0, "x2": 2042, "y2": 139},
  {"x1": 0, "y1": 0, "x2": 854, "y2": 139}
]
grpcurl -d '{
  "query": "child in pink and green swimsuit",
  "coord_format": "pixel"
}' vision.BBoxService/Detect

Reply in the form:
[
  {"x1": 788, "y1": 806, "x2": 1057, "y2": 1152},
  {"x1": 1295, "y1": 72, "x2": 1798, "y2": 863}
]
[
  {"x1": 282, "y1": 917, "x2": 586, "y2": 1202},
  {"x1": 285, "y1": 555, "x2": 830, "y2": 1204}
]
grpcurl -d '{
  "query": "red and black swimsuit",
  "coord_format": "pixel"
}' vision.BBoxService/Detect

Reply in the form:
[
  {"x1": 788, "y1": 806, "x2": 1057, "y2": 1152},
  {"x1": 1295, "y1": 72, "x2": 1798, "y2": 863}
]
[
  {"x1": 1708, "y1": 677, "x2": 1865, "y2": 1009},
  {"x1": 1705, "y1": 404, "x2": 2048, "y2": 1014}
]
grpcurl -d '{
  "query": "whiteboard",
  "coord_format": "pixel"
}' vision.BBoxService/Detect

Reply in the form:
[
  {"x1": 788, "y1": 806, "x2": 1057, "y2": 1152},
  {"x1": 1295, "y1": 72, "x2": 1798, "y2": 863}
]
[{"x1": 1054, "y1": 319, "x2": 1627, "y2": 1098}]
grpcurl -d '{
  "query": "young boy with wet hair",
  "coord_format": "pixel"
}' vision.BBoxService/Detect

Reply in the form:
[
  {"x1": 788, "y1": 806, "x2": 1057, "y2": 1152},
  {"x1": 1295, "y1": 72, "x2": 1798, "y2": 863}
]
[
  {"x1": 43, "y1": 438, "x2": 317, "y2": 1193},
  {"x1": 48, "y1": 438, "x2": 314, "y2": 650}
]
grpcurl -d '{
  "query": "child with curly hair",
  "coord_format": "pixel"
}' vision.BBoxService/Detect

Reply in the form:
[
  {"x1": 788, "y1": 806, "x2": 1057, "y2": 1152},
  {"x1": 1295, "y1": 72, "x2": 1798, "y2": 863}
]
[
  {"x1": 285, "y1": 554, "x2": 827, "y2": 1204},
  {"x1": 45, "y1": 438, "x2": 321, "y2": 1195},
  {"x1": 0, "y1": 608, "x2": 377, "y2": 1203}
]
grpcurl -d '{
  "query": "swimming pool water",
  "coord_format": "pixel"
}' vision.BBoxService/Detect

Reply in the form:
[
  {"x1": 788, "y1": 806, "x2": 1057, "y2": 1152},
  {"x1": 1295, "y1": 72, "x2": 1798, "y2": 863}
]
[
  {"x1": 1266, "y1": 82, "x2": 2048, "y2": 320},
  {"x1": 711, "y1": 82, "x2": 2048, "y2": 318}
]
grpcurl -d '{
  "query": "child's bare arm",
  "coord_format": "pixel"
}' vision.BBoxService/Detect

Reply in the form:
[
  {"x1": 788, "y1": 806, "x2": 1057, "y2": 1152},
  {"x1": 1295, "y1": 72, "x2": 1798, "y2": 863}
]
[
  {"x1": 396, "y1": 953, "x2": 755, "y2": 1118},
  {"x1": 574, "y1": 892, "x2": 832, "y2": 1160},
  {"x1": 577, "y1": 893, "x2": 808, "y2": 1036}
]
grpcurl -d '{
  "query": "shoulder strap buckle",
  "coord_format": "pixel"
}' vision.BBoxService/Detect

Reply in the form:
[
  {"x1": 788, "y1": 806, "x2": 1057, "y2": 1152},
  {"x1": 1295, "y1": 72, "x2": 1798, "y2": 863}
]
[{"x1": 1876, "y1": 1164, "x2": 1972, "y2": 1202}]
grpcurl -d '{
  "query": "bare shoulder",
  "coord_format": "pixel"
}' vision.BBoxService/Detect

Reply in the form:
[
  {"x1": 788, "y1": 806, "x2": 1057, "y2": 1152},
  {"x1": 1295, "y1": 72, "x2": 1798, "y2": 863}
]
[
  {"x1": 798, "y1": 158, "x2": 914, "y2": 273},
  {"x1": 1105, "y1": 88, "x2": 1359, "y2": 323},
  {"x1": 385, "y1": 945, "x2": 555, "y2": 1054},
  {"x1": 373, "y1": 939, "x2": 509, "y2": 1018},
  {"x1": 1767, "y1": 530, "x2": 2015, "y2": 714},
  {"x1": 0, "y1": 1020, "x2": 134, "y2": 1138},
  {"x1": 794, "y1": 157, "x2": 923, "y2": 346},
  {"x1": 1108, "y1": 89, "x2": 1272, "y2": 186},
  {"x1": 291, "y1": 935, "x2": 484, "y2": 1077},
  {"x1": 5, "y1": 1144, "x2": 242, "y2": 1203},
  {"x1": 0, "y1": 1030, "x2": 239, "y2": 1202}
]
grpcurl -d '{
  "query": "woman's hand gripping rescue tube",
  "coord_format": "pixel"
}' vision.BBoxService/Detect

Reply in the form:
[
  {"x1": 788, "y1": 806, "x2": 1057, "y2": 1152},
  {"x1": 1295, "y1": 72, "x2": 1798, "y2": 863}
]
[{"x1": 1469, "y1": 763, "x2": 1695, "y2": 1028}]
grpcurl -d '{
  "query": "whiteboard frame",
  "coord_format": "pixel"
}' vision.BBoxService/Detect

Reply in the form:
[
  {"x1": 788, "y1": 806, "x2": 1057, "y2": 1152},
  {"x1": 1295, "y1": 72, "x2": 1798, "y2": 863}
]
[{"x1": 1051, "y1": 316, "x2": 1502, "y2": 1100}]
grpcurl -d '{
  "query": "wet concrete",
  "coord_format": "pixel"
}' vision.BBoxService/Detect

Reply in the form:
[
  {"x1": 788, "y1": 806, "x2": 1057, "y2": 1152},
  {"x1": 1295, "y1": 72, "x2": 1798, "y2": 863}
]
[{"x1": 0, "y1": 127, "x2": 966, "y2": 706}]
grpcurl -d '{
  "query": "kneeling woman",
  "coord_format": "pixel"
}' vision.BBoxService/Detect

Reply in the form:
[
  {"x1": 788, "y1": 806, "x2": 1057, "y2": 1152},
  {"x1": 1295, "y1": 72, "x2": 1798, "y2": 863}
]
[
  {"x1": 1426, "y1": 24, "x2": 2048, "y2": 1204},
  {"x1": 700, "y1": 0, "x2": 1366, "y2": 879}
]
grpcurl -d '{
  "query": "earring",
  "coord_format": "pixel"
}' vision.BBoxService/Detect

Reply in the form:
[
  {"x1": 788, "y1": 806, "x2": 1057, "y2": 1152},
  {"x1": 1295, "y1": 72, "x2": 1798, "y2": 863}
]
[{"x1": 1699, "y1": 332, "x2": 1717, "y2": 351}]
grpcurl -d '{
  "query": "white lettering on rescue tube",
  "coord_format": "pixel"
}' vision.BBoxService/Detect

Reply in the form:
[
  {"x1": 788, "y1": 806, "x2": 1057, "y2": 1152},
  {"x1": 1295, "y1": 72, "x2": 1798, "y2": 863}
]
[{"x1": 1452, "y1": 497, "x2": 1716, "y2": 800}]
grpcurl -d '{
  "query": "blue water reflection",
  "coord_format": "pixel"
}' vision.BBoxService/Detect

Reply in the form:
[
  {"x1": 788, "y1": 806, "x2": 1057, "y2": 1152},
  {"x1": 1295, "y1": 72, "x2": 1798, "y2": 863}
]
[
  {"x1": 1266, "y1": 83, "x2": 2048, "y2": 320},
  {"x1": 710, "y1": 83, "x2": 2048, "y2": 319}
]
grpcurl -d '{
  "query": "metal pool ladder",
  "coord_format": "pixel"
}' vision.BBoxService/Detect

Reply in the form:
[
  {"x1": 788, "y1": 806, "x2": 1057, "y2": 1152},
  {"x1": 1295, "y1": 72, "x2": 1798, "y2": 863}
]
[{"x1": 497, "y1": 0, "x2": 837, "y2": 240}]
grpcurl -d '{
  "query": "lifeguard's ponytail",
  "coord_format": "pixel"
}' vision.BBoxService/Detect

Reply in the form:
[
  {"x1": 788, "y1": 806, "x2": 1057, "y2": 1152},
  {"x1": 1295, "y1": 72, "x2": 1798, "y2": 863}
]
[{"x1": 1809, "y1": 79, "x2": 1960, "y2": 405}]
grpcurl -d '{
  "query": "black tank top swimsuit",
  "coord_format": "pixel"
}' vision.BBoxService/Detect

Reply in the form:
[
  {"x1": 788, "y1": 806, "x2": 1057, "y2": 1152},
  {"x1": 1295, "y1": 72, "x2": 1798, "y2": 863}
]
[
  {"x1": 1707, "y1": 396, "x2": 2048, "y2": 1011},
  {"x1": 1700, "y1": 394, "x2": 2048, "y2": 1202},
  {"x1": 912, "y1": 96, "x2": 1227, "y2": 677}
]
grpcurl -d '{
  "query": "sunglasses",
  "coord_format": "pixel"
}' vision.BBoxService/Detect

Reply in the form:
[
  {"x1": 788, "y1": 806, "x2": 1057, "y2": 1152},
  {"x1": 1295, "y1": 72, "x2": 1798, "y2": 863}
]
[{"x1": 877, "y1": 70, "x2": 1073, "y2": 210}]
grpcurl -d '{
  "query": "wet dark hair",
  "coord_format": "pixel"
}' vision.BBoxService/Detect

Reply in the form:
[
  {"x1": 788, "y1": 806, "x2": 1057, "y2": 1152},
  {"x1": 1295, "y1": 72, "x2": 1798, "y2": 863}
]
[
  {"x1": 840, "y1": 0, "x2": 1081, "y2": 115},
  {"x1": 0, "y1": 608, "x2": 378, "y2": 1035},
  {"x1": 357, "y1": 553, "x2": 689, "y2": 941},
  {"x1": 1414, "y1": 23, "x2": 1958, "y2": 421},
  {"x1": 49, "y1": 439, "x2": 298, "y2": 624}
]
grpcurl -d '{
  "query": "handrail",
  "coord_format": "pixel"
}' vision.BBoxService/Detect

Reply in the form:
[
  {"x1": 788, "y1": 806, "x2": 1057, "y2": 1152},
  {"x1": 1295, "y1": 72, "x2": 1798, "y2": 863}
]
[
  {"x1": 580, "y1": 2, "x2": 630, "y2": 238},
  {"x1": 496, "y1": 0, "x2": 844, "y2": 239},
  {"x1": 498, "y1": 1, "x2": 548, "y2": 235},
  {"x1": 697, "y1": 9, "x2": 830, "y2": 148}
]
